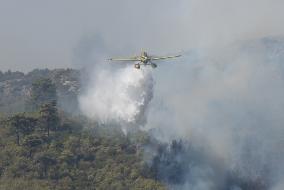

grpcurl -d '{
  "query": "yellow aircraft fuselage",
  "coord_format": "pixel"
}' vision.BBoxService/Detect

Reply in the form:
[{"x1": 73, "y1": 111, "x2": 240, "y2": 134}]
[{"x1": 139, "y1": 52, "x2": 150, "y2": 64}]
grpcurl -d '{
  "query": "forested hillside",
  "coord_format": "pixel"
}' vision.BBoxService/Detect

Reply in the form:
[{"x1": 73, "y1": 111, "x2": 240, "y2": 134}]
[
  {"x1": 0, "y1": 70, "x2": 268, "y2": 190},
  {"x1": 0, "y1": 70, "x2": 166, "y2": 190}
]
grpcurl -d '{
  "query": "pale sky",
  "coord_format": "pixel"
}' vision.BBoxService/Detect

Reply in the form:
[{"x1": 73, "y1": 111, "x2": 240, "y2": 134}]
[{"x1": 0, "y1": 0, "x2": 284, "y2": 72}]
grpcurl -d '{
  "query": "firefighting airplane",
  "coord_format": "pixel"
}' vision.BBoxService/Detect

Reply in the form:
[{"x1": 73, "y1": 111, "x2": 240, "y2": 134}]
[{"x1": 108, "y1": 51, "x2": 181, "y2": 69}]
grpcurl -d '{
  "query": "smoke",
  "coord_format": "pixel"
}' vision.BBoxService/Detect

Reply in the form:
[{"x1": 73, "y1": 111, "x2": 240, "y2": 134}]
[
  {"x1": 145, "y1": 37, "x2": 284, "y2": 190},
  {"x1": 79, "y1": 63, "x2": 154, "y2": 129},
  {"x1": 77, "y1": 37, "x2": 284, "y2": 190}
]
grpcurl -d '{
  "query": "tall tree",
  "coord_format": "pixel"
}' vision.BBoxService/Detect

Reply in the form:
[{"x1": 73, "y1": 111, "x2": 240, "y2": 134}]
[
  {"x1": 39, "y1": 101, "x2": 59, "y2": 137},
  {"x1": 35, "y1": 151, "x2": 57, "y2": 178},
  {"x1": 7, "y1": 114, "x2": 37, "y2": 145}
]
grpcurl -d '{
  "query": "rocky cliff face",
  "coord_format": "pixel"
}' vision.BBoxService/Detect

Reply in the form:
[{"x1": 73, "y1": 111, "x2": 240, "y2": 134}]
[{"x1": 0, "y1": 69, "x2": 80, "y2": 114}]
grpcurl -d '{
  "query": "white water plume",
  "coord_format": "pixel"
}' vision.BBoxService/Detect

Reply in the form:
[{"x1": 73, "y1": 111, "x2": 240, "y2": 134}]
[{"x1": 79, "y1": 65, "x2": 154, "y2": 126}]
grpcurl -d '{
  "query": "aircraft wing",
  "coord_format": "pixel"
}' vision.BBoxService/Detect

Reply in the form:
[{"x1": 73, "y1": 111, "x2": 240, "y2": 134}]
[
  {"x1": 151, "y1": 55, "x2": 181, "y2": 60},
  {"x1": 108, "y1": 57, "x2": 139, "y2": 62}
]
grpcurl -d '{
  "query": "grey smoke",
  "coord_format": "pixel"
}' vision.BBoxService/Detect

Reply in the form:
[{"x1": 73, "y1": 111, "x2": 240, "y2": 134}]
[
  {"x1": 74, "y1": 29, "x2": 284, "y2": 190},
  {"x1": 146, "y1": 37, "x2": 284, "y2": 190},
  {"x1": 77, "y1": 36, "x2": 284, "y2": 190}
]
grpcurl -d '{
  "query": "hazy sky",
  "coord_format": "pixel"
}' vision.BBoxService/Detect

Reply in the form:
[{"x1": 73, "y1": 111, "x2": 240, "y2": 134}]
[{"x1": 1, "y1": 0, "x2": 284, "y2": 72}]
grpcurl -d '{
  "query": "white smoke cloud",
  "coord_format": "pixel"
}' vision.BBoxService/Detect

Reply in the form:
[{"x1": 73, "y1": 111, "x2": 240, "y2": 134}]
[{"x1": 79, "y1": 64, "x2": 154, "y2": 128}]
